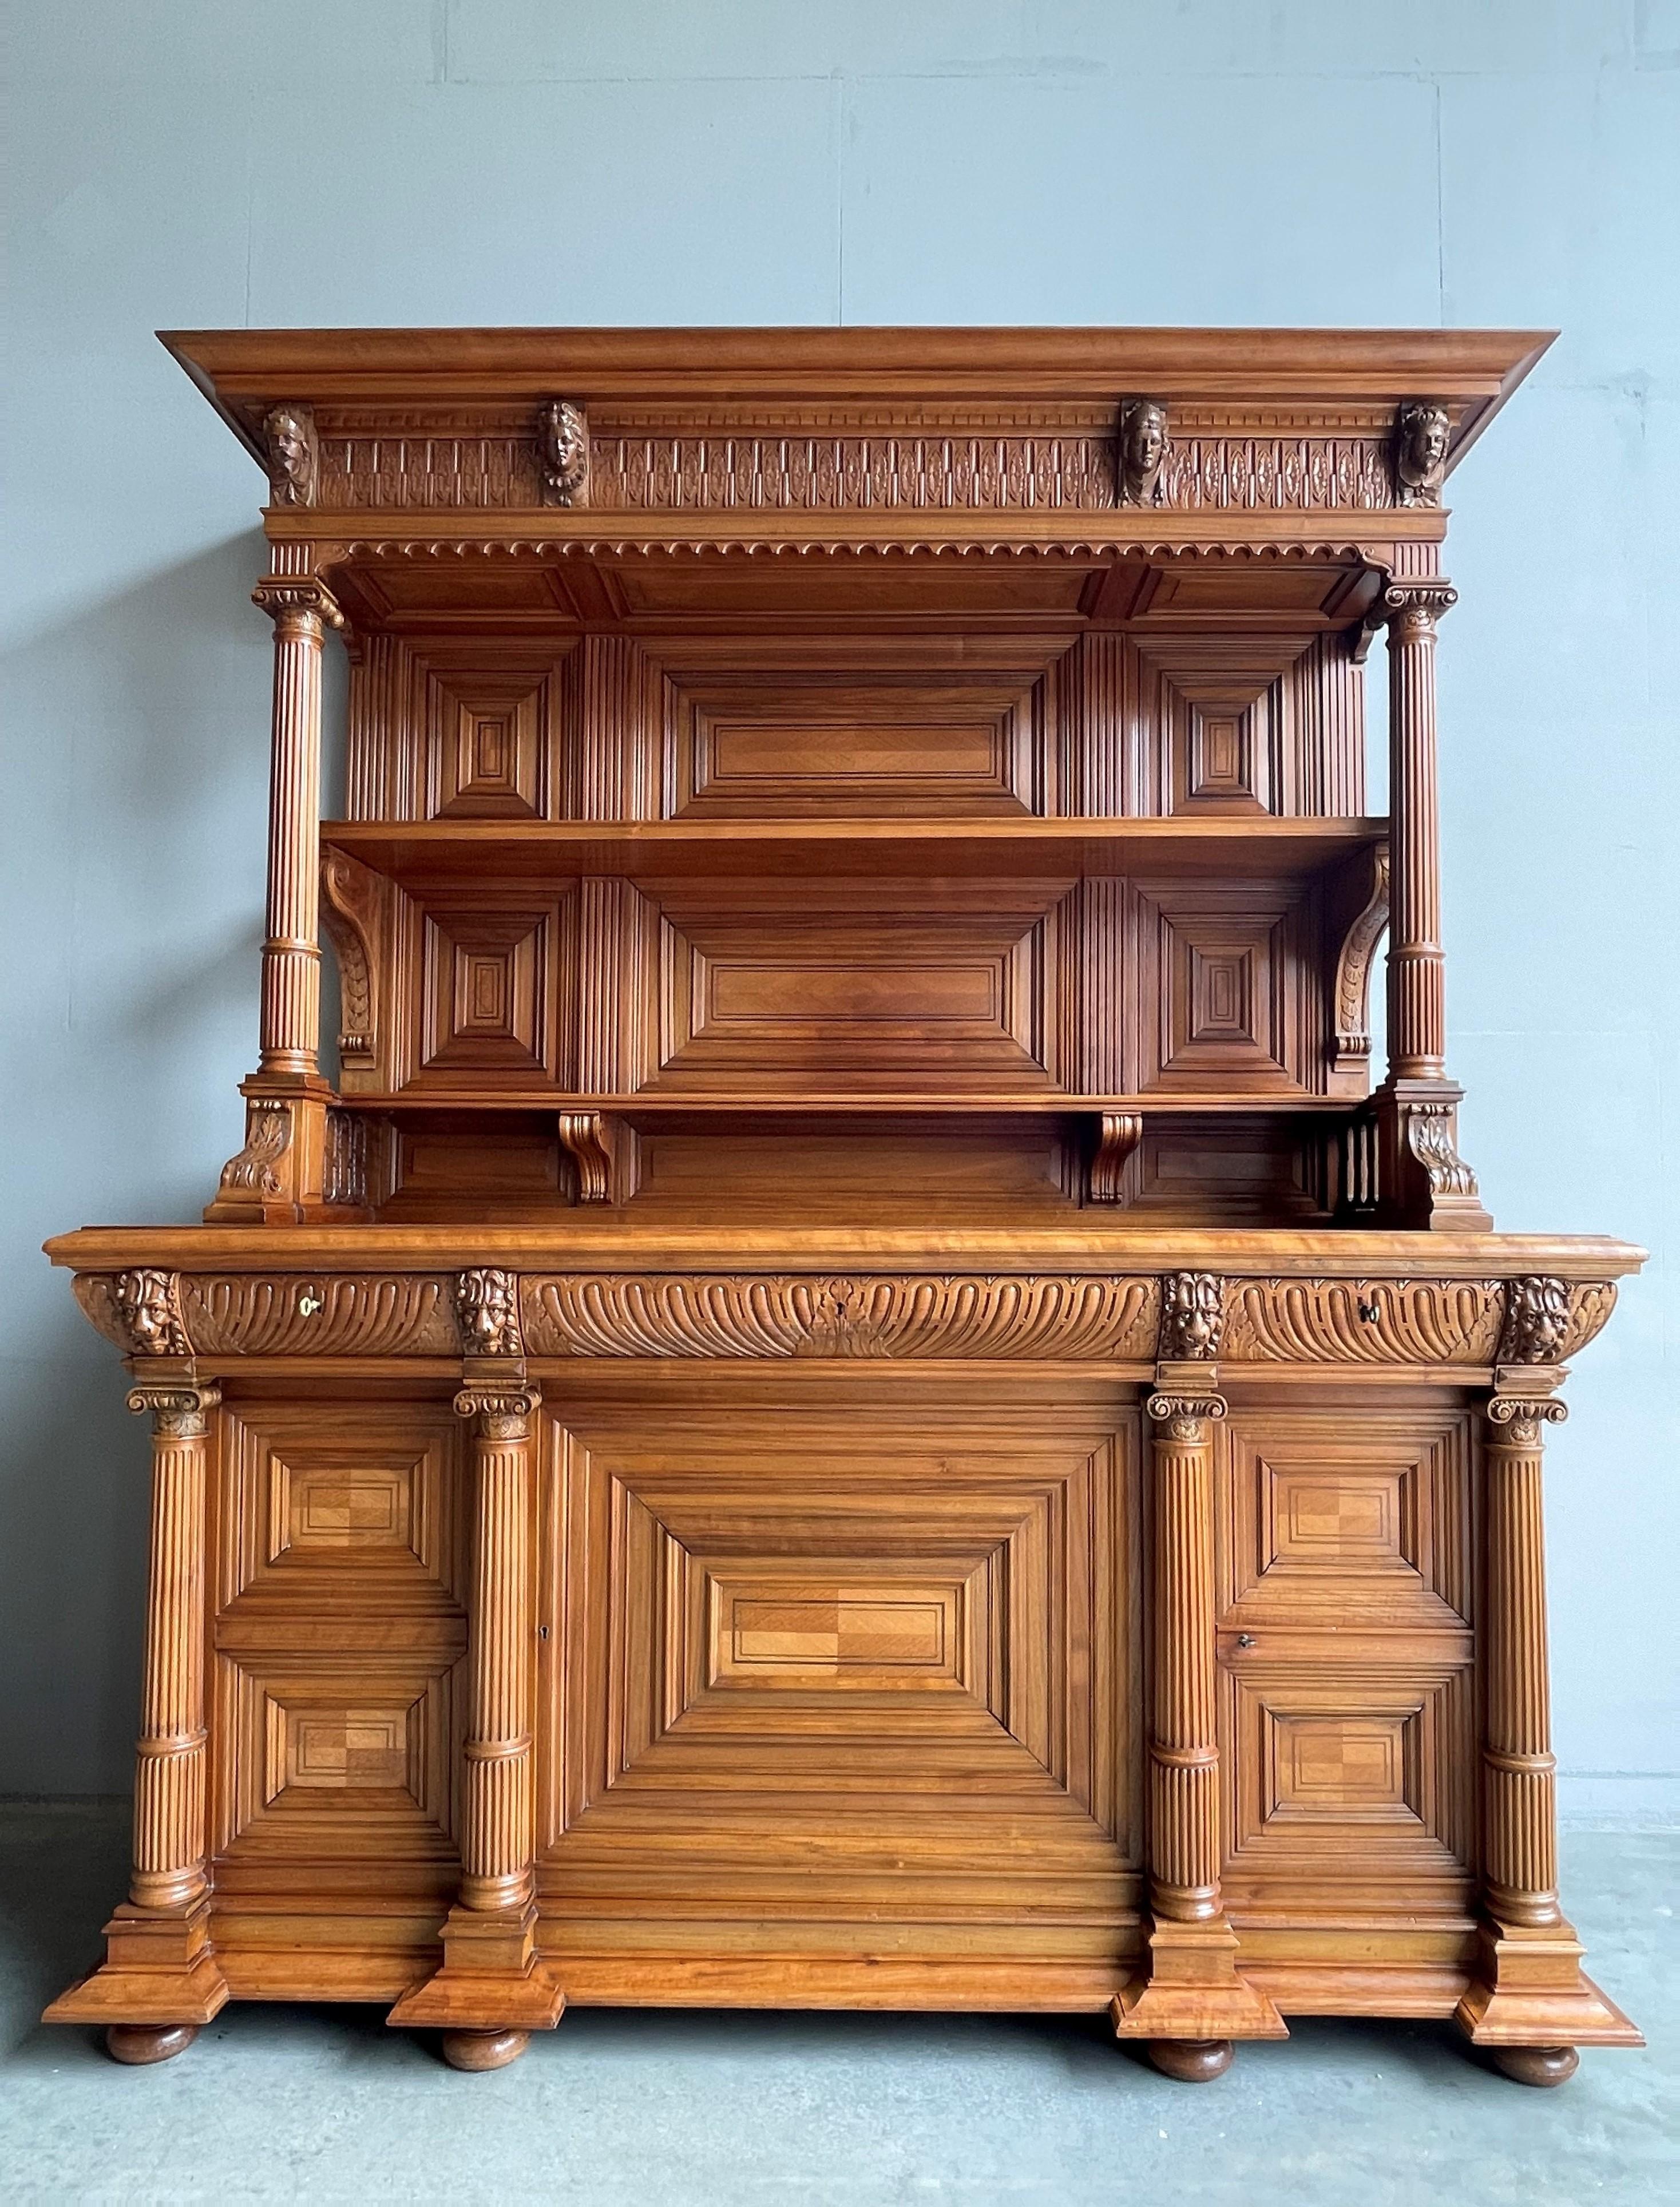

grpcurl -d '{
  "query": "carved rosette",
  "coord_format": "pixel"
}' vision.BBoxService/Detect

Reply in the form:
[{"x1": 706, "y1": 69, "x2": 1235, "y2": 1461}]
[
  {"x1": 1158, "y1": 1272, "x2": 1224, "y2": 1361},
  {"x1": 456, "y1": 1267, "x2": 522, "y2": 1357},
  {"x1": 113, "y1": 1270, "x2": 191, "y2": 1360}
]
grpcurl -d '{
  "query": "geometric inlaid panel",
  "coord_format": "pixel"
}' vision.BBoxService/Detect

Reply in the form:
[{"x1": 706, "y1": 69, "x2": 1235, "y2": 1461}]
[
  {"x1": 215, "y1": 1400, "x2": 465, "y2": 1615},
  {"x1": 212, "y1": 1657, "x2": 461, "y2": 1861},
  {"x1": 537, "y1": 1395, "x2": 1140, "y2": 1939},
  {"x1": 421, "y1": 906, "x2": 553, "y2": 1079},
  {"x1": 1220, "y1": 1664, "x2": 1475, "y2": 1894},
  {"x1": 1218, "y1": 1407, "x2": 1474, "y2": 1630},
  {"x1": 426, "y1": 665, "x2": 548, "y2": 820}
]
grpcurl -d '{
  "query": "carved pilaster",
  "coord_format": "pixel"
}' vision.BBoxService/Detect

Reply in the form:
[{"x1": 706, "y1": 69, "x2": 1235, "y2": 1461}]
[
  {"x1": 1455, "y1": 1370, "x2": 1643, "y2": 2054},
  {"x1": 45, "y1": 1381, "x2": 230, "y2": 2033}
]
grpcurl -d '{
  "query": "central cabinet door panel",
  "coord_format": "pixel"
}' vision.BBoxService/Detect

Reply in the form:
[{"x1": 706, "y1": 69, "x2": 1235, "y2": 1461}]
[{"x1": 536, "y1": 1379, "x2": 1141, "y2": 1981}]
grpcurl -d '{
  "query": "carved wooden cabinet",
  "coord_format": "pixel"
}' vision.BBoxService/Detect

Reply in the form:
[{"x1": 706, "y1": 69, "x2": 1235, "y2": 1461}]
[{"x1": 46, "y1": 328, "x2": 1642, "y2": 2088}]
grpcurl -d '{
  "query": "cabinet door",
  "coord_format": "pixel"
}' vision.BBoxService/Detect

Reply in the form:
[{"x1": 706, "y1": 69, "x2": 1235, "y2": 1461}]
[
  {"x1": 208, "y1": 1395, "x2": 467, "y2": 1878},
  {"x1": 1215, "y1": 1403, "x2": 1477, "y2": 1912}
]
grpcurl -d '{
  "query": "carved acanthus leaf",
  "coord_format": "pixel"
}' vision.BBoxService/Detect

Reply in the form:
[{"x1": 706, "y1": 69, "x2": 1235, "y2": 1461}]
[
  {"x1": 1403, "y1": 1107, "x2": 1480, "y2": 1199},
  {"x1": 215, "y1": 1105, "x2": 292, "y2": 1199}
]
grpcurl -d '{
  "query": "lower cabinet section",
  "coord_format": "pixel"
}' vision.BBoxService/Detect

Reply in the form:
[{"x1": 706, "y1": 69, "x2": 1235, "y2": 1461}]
[{"x1": 43, "y1": 1259, "x2": 1644, "y2": 2078}]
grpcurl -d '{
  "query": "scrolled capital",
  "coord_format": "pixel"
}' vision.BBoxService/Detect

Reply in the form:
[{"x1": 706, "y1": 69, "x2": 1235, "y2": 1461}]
[
  {"x1": 1487, "y1": 1394, "x2": 1568, "y2": 1447},
  {"x1": 454, "y1": 1386, "x2": 542, "y2": 1443},
  {"x1": 1380, "y1": 578, "x2": 1459, "y2": 640},
  {"x1": 126, "y1": 1383, "x2": 221, "y2": 1439},
  {"x1": 251, "y1": 574, "x2": 344, "y2": 636},
  {"x1": 1147, "y1": 1392, "x2": 1228, "y2": 1444}
]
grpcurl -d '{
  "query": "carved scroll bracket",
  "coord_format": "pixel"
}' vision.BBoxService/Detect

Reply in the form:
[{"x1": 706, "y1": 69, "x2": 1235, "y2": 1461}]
[
  {"x1": 1085, "y1": 1113, "x2": 1144, "y2": 1206},
  {"x1": 1329, "y1": 843, "x2": 1389, "y2": 1094},
  {"x1": 557, "y1": 1112, "x2": 642, "y2": 1206}
]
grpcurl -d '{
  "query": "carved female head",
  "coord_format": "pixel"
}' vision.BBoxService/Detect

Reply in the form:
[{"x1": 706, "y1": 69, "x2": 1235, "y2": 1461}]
[
  {"x1": 538, "y1": 398, "x2": 589, "y2": 506},
  {"x1": 1118, "y1": 398, "x2": 1169, "y2": 506}
]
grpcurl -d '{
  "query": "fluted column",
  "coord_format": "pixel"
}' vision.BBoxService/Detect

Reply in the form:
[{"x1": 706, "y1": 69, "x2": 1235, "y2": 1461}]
[
  {"x1": 1483, "y1": 1388, "x2": 1567, "y2": 1929},
  {"x1": 1144, "y1": 1389, "x2": 1227, "y2": 1923},
  {"x1": 124, "y1": 1383, "x2": 220, "y2": 1912},
  {"x1": 252, "y1": 577, "x2": 340, "y2": 1083},
  {"x1": 1383, "y1": 580, "x2": 1456, "y2": 1081},
  {"x1": 454, "y1": 1386, "x2": 540, "y2": 1915}
]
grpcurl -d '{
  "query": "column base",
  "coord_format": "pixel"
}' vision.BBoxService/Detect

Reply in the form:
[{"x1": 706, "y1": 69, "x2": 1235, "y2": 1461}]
[
  {"x1": 44, "y1": 1900, "x2": 229, "y2": 2029},
  {"x1": 1454, "y1": 1918, "x2": 1643, "y2": 2048},
  {"x1": 1110, "y1": 1917, "x2": 1288, "y2": 2043},
  {"x1": 387, "y1": 1904, "x2": 565, "y2": 2033}
]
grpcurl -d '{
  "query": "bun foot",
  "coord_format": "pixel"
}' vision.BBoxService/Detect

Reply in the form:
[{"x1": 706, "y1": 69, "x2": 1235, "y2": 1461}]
[
  {"x1": 105, "y1": 2023, "x2": 199, "y2": 2066},
  {"x1": 1147, "y1": 2038, "x2": 1234, "y2": 2083},
  {"x1": 1491, "y1": 2044, "x2": 1579, "y2": 2089},
  {"x1": 439, "y1": 2027, "x2": 530, "y2": 2072}
]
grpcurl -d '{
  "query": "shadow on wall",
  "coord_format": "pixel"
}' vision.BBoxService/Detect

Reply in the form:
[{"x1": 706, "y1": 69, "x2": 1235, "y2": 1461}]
[{"x1": 0, "y1": 527, "x2": 348, "y2": 1796}]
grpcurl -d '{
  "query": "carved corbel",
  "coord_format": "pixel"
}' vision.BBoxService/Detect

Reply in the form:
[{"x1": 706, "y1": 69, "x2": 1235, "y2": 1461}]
[
  {"x1": 557, "y1": 1111, "x2": 641, "y2": 1206},
  {"x1": 537, "y1": 399, "x2": 590, "y2": 507},
  {"x1": 319, "y1": 846, "x2": 388, "y2": 1084},
  {"x1": 262, "y1": 403, "x2": 318, "y2": 508},
  {"x1": 1390, "y1": 400, "x2": 1452, "y2": 507},
  {"x1": 1085, "y1": 1112, "x2": 1144, "y2": 1205},
  {"x1": 1116, "y1": 397, "x2": 1170, "y2": 506},
  {"x1": 1329, "y1": 843, "x2": 1389, "y2": 1095}
]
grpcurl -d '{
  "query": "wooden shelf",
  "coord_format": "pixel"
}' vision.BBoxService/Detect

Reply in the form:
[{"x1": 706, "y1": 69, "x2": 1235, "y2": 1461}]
[
  {"x1": 322, "y1": 815, "x2": 1385, "y2": 886},
  {"x1": 335, "y1": 1091, "x2": 1357, "y2": 1117}
]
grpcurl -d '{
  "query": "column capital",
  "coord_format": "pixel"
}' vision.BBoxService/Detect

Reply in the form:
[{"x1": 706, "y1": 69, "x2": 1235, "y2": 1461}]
[
  {"x1": 1381, "y1": 577, "x2": 1458, "y2": 631},
  {"x1": 126, "y1": 1384, "x2": 220, "y2": 1439},
  {"x1": 1488, "y1": 1393, "x2": 1568, "y2": 1444},
  {"x1": 454, "y1": 1386, "x2": 542, "y2": 1442},
  {"x1": 251, "y1": 574, "x2": 343, "y2": 632},
  {"x1": 1146, "y1": 1392, "x2": 1228, "y2": 1442}
]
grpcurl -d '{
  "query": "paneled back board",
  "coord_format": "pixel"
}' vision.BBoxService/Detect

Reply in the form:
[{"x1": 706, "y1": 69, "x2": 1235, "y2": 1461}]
[{"x1": 45, "y1": 330, "x2": 1642, "y2": 2090}]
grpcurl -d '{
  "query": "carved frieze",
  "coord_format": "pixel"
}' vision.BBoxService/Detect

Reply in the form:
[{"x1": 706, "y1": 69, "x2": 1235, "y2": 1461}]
[
  {"x1": 310, "y1": 426, "x2": 1409, "y2": 514},
  {"x1": 181, "y1": 1274, "x2": 457, "y2": 1357},
  {"x1": 1222, "y1": 1278, "x2": 1503, "y2": 1365},
  {"x1": 519, "y1": 1273, "x2": 1160, "y2": 1361}
]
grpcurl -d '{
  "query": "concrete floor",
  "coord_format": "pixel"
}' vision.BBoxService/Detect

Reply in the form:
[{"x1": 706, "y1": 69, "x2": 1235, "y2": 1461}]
[{"x1": 1, "y1": 1803, "x2": 1673, "y2": 2206}]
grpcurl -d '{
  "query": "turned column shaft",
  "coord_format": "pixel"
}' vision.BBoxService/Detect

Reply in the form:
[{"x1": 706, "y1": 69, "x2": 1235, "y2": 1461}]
[
  {"x1": 1146, "y1": 1394, "x2": 1226, "y2": 1922},
  {"x1": 455, "y1": 1390, "x2": 539, "y2": 1914},
  {"x1": 1483, "y1": 1398, "x2": 1565, "y2": 1927},
  {"x1": 125, "y1": 1386, "x2": 219, "y2": 1912},
  {"x1": 1385, "y1": 588, "x2": 1453, "y2": 1081},
  {"x1": 256, "y1": 589, "x2": 331, "y2": 1080}
]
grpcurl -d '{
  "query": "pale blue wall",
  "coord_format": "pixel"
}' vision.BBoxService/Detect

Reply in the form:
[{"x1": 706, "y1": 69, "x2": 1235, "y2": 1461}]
[{"x1": 3, "y1": 2, "x2": 1676, "y2": 1802}]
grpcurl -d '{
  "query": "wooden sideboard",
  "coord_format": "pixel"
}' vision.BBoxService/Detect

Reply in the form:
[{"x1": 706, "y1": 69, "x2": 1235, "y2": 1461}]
[{"x1": 44, "y1": 327, "x2": 1643, "y2": 2088}]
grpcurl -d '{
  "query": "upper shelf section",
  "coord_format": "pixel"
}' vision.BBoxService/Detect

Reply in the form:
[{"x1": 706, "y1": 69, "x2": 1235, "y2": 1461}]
[
  {"x1": 158, "y1": 324, "x2": 1555, "y2": 578},
  {"x1": 323, "y1": 815, "x2": 1385, "y2": 887}
]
